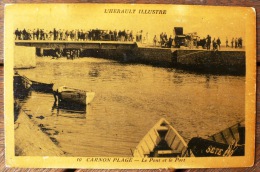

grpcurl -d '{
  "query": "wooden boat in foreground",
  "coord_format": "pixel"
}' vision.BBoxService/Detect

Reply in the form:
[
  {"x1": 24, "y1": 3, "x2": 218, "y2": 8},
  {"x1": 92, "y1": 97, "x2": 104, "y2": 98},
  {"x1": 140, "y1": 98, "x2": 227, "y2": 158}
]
[
  {"x1": 55, "y1": 86, "x2": 95, "y2": 105},
  {"x1": 133, "y1": 118, "x2": 192, "y2": 157},
  {"x1": 187, "y1": 121, "x2": 245, "y2": 157}
]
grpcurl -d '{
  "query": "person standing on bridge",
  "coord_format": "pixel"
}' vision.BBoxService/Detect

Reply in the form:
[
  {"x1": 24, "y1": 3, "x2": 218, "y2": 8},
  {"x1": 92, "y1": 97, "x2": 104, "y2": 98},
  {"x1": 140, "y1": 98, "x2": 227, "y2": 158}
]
[
  {"x1": 130, "y1": 31, "x2": 133, "y2": 41},
  {"x1": 14, "y1": 28, "x2": 20, "y2": 40},
  {"x1": 36, "y1": 29, "x2": 39, "y2": 40},
  {"x1": 206, "y1": 35, "x2": 211, "y2": 50},
  {"x1": 226, "y1": 37, "x2": 229, "y2": 47},
  {"x1": 235, "y1": 38, "x2": 238, "y2": 48},
  {"x1": 196, "y1": 36, "x2": 200, "y2": 48},
  {"x1": 153, "y1": 35, "x2": 157, "y2": 47},
  {"x1": 168, "y1": 35, "x2": 173, "y2": 48},
  {"x1": 238, "y1": 37, "x2": 243, "y2": 48},
  {"x1": 114, "y1": 29, "x2": 118, "y2": 41},
  {"x1": 217, "y1": 37, "x2": 221, "y2": 50},
  {"x1": 33, "y1": 29, "x2": 36, "y2": 40},
  {"x1": 212, "y1": 38, "x2": 217, "y2": 51},
  {"x1": 140, "y1": 30, "x2": 143, "y2": 43}
]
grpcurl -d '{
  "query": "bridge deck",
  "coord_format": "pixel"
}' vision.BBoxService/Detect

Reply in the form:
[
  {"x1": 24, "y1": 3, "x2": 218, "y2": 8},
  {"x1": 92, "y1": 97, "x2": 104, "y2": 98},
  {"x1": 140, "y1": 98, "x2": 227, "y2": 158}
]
[{"x1": 15, "y1": 40, "x2": 137, "y2": 49}]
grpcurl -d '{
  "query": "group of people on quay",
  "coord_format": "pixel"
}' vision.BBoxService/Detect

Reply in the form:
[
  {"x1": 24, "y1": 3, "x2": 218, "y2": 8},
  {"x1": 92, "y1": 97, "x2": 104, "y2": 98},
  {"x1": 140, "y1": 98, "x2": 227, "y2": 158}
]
[
  {"x1": 173, "y1": 34, "x2": 243, "y2": 50},
  {"x1": 14, "y1": 28, "x2": 145, "y2": 42},
  {"x1": 153, "y1": 32, "x2": 174, "y2": 48},
  {"x1": 226, "y1": 37, "x2": 243, "y2": 48},
  {"x1": 205, "y1": 35, "x2": 222, "y2": 51}
]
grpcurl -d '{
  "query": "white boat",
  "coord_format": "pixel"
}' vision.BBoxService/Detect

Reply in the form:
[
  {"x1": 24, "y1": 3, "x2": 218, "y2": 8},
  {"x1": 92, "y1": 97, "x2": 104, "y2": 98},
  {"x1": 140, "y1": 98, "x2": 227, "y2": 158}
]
[
  {"x1": 56, "y1": 86, "x2": 95, "y2": 105},
  {"x1": 133, "y1": 118, "x2": 192, "y2": 157}
]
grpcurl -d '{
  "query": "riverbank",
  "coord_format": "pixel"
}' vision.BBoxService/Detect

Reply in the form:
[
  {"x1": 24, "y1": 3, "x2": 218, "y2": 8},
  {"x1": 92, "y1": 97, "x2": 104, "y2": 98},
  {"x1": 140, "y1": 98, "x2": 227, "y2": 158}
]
[{"x1": 15, "y1": 109, "x2": 65, "y2": 156}]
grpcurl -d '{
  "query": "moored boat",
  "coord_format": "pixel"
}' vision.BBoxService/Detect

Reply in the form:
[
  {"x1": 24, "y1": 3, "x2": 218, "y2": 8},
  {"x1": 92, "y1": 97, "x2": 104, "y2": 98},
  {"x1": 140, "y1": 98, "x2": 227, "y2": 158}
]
[
  {"x1": 55, "y1": 86, "x2": 95, "y2": 105},
  {"x1": 15, "y1": 72, "x2": 53, "y2": 93},
  {"x1": 187, "y1": 121, "x2": 245, "y2": 157},
  {"x1": 133, "y1": 118, "x2": 192, "y2": 157},
  {"x1": 29, "y1": 79, "x2": 54, "y2": 93},
  {"x1": 14, "y1": 73, "x2": 31, "y2": 99},
  {"x1": 22, "y1": 76, "x2": 53, "y2": 92}
]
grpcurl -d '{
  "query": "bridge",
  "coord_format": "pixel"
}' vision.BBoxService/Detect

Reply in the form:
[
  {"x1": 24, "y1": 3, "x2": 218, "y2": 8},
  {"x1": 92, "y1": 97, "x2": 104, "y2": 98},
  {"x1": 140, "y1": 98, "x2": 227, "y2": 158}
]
[
  {"x1": 15, "y1": 40, "x2": 137, "y2": 50},
  {"x1": 14, "y1": 40, "x2": 245, "y2": 75}
]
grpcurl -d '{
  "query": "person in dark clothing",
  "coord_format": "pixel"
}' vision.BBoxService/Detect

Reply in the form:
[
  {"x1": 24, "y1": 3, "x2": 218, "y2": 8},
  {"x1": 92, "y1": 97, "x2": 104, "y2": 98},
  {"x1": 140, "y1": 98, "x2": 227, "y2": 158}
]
[
  {"x1": 114, "y1": 30, "x2": 118, "y2": 41},
  {"x1": 226, "y1": 37, "x2": 229, "y2": 47},
  {"x1": 22, "y1": 29, "x2": 27, "y2": 40},
  {"x1": 53, "y1": 28, "x2": 57, "y2": 40},
  {"x1": 36, "y1": 29, "x2": 39, "y2": 40},
  {"x1": 122, "y1": 30, "x2": 126, "y2": 41},
  {"x1": 216, "y1": 37, "x2": 221, "y2": 50},
  {"x1": 235, "y1": 38, "x2": 238, "y2": 48},
  {"x1": 130, "y1": 30, "x2": 133, "y2": 41},
  {"x1": 212, "y1": 38, "x2": 217, "y2": 51},
  {"x1": 14, "y1": 28, "x2": 20, "y2": 40},
  {"x1": 206, "y1": 35, "x2": 211, "y2": 50},
  {"x1": 238, "y1": 37, "x2": 243, "y2": 48},
  {"x1": 168, "y1": 35, "x2": 173, "y2": 48}
]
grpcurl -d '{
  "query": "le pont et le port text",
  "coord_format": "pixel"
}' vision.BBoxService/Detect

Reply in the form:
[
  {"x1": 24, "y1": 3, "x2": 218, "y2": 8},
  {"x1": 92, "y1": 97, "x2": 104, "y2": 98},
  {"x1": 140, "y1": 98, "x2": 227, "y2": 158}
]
[
  {"x1": 104, "y1": 9, "x2": 167, "y2": 14},
  {"x1": 78, "y1": 157, "x2": 185, "y2": 163}
]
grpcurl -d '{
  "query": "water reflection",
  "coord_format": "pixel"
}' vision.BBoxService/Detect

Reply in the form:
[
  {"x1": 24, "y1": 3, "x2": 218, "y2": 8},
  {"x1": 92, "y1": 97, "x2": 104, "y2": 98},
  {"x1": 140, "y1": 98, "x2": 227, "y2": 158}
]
[
  {"x1": 88, "y1": 67, "x2": 100, "y2": 78},
  {"x1": 52, "y1": 101, "x2": 87, "y2": 115}
]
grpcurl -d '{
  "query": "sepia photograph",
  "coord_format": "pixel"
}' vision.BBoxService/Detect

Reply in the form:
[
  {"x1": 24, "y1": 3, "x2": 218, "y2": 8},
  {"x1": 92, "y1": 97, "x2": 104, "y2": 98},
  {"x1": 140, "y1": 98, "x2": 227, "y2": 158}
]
[{"x1": 4, "y1": 4, "x2": 256, "y2": 168}]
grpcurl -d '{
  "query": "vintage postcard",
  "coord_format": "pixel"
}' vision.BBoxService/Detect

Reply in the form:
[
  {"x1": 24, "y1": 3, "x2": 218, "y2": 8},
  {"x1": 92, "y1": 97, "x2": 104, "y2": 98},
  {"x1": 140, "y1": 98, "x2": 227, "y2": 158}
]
[{"x1": 4, "y1": 4, "x2": 256, "y2": 169}]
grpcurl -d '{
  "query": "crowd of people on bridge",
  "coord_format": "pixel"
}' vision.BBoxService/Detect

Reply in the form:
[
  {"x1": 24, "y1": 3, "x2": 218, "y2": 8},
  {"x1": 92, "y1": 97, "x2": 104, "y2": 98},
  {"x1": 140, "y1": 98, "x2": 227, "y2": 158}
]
[
  {"x1": 205, "y1": 35, "x2": 222, "y2": 51},
  {"x1": 14, "y1": 28, "x2": 145, "y2": 42},
  {"x1": 226, "y1": 37, "x2": 243, "y2": 48},
  {"x1": 14, "y1": 28, "x2": 244, "y2": 50},
  {"x1": 196, "y1": 35, "x2": 243, "y2": 50},
  {"x1": 152, "y1": 32, "x2": 173, "y2": 48}
]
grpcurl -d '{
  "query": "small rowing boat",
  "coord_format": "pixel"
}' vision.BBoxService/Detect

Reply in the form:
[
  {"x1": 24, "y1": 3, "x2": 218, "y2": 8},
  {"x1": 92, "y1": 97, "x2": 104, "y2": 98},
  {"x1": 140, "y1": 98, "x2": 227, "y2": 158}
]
[
  {"x1": 55, "y1": 86, "x2": 95, "y2": 105},
  {"x1": 133, "y1": 118, "x2": 191, "y2": 157},
  {"x1": 187, "y1": 121, "x2": 245, "y2": 157}
]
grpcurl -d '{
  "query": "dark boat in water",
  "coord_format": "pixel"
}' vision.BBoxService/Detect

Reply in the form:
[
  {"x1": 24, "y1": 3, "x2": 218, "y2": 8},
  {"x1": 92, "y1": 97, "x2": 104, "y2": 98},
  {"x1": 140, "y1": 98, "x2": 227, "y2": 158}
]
[
  {"x1": 22, "y1": 75, "x2": 54, "y2": 93},
  {"x1": 187, "y1": 121, "x2": 245, "y2": 157},
  {"x1": 14, "y1": 73, "x2": 31, "y2": 99},
  {"x1": 30, "y1": 79, "x2": 54, "y2": 93},
  {"x1": 14, "y1": 72, "x2": 54, "y2": 93}
]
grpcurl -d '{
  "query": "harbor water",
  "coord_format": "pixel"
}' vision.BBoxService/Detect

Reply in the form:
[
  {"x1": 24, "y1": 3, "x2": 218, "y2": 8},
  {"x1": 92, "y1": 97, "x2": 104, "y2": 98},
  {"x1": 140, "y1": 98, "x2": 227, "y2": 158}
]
[{"x1": 16, "y1": 57, "x2": 245, "y2": 157}]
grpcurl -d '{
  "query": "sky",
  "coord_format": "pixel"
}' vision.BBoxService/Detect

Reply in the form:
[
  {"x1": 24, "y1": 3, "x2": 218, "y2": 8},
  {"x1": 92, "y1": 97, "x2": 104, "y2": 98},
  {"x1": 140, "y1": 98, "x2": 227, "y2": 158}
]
[{"x1": 6, "y1": 4, "x2": 249, "y2": 43}]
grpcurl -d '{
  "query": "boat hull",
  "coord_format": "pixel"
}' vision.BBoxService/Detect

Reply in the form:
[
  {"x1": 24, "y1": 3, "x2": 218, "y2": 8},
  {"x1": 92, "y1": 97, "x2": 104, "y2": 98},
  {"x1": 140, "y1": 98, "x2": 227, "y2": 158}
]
[
  {"x1": 188, "y1": 137, "x2": 244, "y2": 157},
  {"x1": 133, "y1": 118, "x2": 191, "y2": 157},
  {"x1": 15, "y1": 73, "x2": 53, "y2": 93},
  {"x1": 188, "y1": 121, "x2": 245, "y2": 157},
  {"x1": 13, "y1": 74, "x2": 31, "y2": 99},
  {"x1": 30, "y1": 80, "x2": 54, "y2": 93},
  {"x1": 57, "y1": 86, "x2": 95, "y2": 105}
]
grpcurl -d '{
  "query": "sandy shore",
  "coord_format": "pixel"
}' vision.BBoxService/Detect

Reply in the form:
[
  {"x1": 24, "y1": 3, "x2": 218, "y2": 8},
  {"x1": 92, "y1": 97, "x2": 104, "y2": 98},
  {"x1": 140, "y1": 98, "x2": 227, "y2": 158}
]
[{"x1": 15, "y1": 109, "x2": 65, "y2": 156}]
